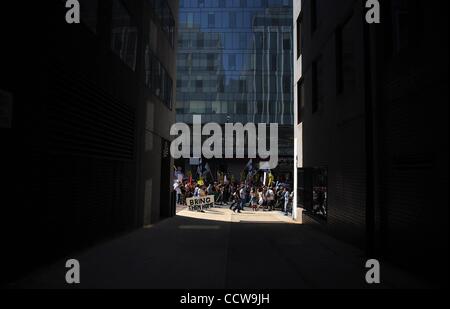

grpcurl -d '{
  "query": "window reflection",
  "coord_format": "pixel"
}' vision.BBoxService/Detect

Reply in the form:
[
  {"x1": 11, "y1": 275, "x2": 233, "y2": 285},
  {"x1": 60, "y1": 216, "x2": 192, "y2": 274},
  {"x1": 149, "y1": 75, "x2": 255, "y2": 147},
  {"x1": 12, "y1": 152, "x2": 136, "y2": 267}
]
[
  {"x1": 151, "y1": 0, "x2": 176, "y2": 47},
  {"x1": 111, "y1": 0, "x2": 137, "y2": 71},
  {"x1": 146, "y1": 45, "x2": 173, "y2": 110},
  {"x1": 177, "y1": 2, "x2": 294, "y2": 125}
]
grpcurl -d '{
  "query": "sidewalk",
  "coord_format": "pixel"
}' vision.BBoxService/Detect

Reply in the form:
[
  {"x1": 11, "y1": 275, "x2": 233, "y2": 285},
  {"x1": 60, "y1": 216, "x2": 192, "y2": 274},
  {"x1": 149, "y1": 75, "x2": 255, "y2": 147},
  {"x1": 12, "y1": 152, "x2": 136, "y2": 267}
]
[{"x1": 11, "y1": 205, "x2": 431, "y2": 289}]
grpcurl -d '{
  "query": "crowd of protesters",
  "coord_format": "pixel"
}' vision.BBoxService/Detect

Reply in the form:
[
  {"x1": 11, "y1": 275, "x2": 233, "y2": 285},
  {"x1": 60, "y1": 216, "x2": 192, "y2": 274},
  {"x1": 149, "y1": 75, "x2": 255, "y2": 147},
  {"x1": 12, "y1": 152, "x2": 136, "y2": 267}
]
[{"x1": 173, "y1": 169, "x2": 294, "y2": 216}]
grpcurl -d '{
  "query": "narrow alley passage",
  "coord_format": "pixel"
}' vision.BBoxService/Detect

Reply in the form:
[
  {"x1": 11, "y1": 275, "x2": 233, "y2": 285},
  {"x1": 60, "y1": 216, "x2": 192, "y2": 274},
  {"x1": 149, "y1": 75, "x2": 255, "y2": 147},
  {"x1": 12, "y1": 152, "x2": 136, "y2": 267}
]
[{"x1": 12, "y1": 206, "x2": 429, "y2": 289}]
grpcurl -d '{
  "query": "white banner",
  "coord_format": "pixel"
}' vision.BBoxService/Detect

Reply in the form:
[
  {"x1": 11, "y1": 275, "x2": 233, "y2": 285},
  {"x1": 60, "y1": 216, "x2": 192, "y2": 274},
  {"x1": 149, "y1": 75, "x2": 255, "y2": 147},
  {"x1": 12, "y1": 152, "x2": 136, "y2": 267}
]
[{"x1": 186, "y1": 195, "x2": 215, "y2": 207}]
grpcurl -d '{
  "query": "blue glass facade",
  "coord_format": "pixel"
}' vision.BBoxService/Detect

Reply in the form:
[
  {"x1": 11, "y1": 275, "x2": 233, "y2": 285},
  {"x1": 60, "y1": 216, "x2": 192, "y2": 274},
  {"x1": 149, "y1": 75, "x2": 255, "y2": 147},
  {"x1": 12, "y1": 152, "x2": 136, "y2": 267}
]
[{"x1": 176, "y1": 0, "x2": 293, "y2": 125}]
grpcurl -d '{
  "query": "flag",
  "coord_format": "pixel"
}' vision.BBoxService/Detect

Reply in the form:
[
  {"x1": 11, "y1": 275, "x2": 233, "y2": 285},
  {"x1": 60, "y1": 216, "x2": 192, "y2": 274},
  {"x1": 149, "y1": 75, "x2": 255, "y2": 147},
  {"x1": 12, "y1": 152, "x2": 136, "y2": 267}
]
[
  {"x1": 245, "y1": 159, "x2": 253, "y2": 171},
  {"x1": 197, "y1": 162, "x2": 203, "y2": 177},
  {"x1": 268, "y1": 172, "x2": 274, "y2": 187}
]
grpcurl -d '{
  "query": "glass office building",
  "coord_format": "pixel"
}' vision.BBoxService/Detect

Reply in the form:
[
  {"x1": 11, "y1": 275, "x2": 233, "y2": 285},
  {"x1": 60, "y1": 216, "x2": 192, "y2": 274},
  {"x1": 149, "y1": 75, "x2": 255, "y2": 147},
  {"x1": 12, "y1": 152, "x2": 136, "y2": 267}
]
[{"x1": 176, "y1": 0, "x2": 293, "y2": 179}]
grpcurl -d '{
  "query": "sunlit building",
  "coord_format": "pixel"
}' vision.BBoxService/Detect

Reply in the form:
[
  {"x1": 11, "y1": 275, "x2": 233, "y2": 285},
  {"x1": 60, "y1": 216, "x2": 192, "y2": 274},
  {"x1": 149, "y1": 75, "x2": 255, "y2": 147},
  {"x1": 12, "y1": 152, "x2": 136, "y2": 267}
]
[{"x1": 176, "y1": 0, "x2": 294, "y2": 180}]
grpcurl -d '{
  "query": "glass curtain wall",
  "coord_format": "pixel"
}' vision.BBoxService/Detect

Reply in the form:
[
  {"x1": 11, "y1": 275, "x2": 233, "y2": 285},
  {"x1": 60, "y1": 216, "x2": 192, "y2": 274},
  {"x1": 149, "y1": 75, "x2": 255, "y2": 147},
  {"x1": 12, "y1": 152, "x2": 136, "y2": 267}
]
[{"x1": 177, "y1": 0, "x2": 293, "y2": 125}]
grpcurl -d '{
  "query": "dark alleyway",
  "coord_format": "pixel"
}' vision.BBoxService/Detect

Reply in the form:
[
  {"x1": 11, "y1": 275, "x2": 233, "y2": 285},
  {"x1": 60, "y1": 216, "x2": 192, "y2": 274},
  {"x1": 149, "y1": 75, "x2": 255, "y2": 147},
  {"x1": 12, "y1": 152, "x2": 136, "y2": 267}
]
[{"x1": 11, "y1": 206, "x2": 430, "y2": 289}]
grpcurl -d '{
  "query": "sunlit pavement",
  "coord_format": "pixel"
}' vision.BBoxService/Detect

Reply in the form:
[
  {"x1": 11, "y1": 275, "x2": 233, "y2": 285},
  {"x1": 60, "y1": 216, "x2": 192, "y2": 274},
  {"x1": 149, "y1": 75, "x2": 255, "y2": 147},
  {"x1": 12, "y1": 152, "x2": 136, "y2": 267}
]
[{"x1": 11, "y1": 205, "x2": 431, "y2": 289}]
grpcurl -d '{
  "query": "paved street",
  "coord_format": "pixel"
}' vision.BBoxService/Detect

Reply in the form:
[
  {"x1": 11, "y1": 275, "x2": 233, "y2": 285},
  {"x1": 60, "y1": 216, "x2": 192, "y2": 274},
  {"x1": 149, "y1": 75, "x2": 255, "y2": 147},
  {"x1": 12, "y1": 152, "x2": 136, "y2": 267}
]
[{"x1": 11, "y1": 206, "x2": 430, "y2": 289}]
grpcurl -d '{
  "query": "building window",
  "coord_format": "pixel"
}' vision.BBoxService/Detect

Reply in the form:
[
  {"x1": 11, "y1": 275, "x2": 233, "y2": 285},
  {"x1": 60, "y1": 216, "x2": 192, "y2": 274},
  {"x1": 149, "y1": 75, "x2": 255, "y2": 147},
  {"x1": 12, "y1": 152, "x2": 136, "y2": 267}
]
[
  {"x1": 147, "y1": 47, "x2": 173, "y2": 109},
  {"x1": 217, "y1": 77, "x2": 225, "y2": 93},
  {"x1": 270, "y1": 54, "x2": 277, "y2": 72},
  {"x1": 239, "y1": 78, "x2": 247, "y2": 93},
  {"x1": 270, "y1": 32, "x2": 278, "y2": 50},
  {"x1": 196, "y1": 80, "x2": 203, "y2": 91},
  {"x1": 283, "y1": 32, "x2": 291, "y2": 51},
  {"x1": 229, "y1": 54, "x2": 236, "y2": 70},
  {"x1": 111, "y1": 0, "x2": 138, "y2": 71},
  {"x1": 152, "y1": 57, "x2": 162, "y2": 96},
  {"x1": 283, "y1": 75, "x2": 291, "y2": 94},
  {"x1": 187, "y1": 12, "x2": 193, "y2": 27},
  {"x1": 208, "y1": 13, "x2": 215, "y2": 28},
  {"x1": 197, "y1": 33, "x2": 204, "y2": 48},
  {"x1": 164, "y1": 75, "x2": 173, "y2": 109},
  {"x1": 296, "y1": 13, "x2": 303, "y2": 58},
  {"x1": 298, "y1": 167, "x2": 328, "y2": 220},
  {"x1": 207, "y1": 53, "x2": 215, "y2": 71},
  {"x1": 229, "y1": 12, "x2": 236, "y2": 28},
  {"x1": 152, "y1": 0, "x2": 175, "y2": 47},
  {"x1": 145, "y1": 45, "x2": 152, "y2": 87},
  {"x1": 297, "y1": 79, "x2": 304, "y2": 124},
  {"x1": 237, "y1": 101, "x2": 247, "y2": 114},
  {"x1": 255, "y1": 32, "x2": 263, "y2": 50},
  {"x1": 161, "y1": 1, "x2": 175, "y2": 47},
  {"x1": 240, "y1": 33, "x2": 247, "y2": 49},
  {"x1": 312, "y1": 56, "x2": 323, "y2": 114}
]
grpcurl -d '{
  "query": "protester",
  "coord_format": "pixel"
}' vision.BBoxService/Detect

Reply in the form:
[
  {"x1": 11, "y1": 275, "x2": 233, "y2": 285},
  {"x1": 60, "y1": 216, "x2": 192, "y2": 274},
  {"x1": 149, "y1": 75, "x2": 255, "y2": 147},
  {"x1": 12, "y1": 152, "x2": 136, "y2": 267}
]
[
  {"x1": 173, "y1": 180, "x2": 182, "y2": 205},
  {"x1": 229, "y1": 189, "x2": 240, "y2": 210},
  {"x1": 193, "y1": 184, "x2": 200, "y2": 197},
  {"x1": 239, "y1": 185, "x2": 247, "y2": 212},
  {"x1": 283, "y1": 187, "x2": 290, "y2": 215},
  {"x1": 266, "y1": 186, "x2": 275, "y2": 211},
  {"x1": 174, "y1": 167, "x2": 293, "y2": 216},
  {"x1": 250, "y1": 188, "x2": 258, "y2": 211}
]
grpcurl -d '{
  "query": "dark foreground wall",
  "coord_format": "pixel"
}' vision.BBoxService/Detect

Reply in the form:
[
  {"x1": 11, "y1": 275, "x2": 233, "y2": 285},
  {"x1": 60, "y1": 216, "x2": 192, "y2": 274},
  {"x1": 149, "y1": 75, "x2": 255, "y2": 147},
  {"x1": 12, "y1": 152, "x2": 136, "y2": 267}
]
[
  {"x1": 375, "y1": 0, "x2": 449, "y2": 284},
  {"x1": 296, "y1": 0, "x2": 448, "y2": 286},
  {"x1": 0, "y1": 0, "x2": 178, "y2": 284}
]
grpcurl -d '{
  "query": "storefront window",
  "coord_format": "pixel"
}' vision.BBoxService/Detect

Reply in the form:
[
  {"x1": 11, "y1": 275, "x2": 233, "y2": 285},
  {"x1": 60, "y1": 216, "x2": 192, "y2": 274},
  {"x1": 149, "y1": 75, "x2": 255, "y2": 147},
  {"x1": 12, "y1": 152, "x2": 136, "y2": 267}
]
[{"x1": 297, "y1": 167, "x2": 328, "y2": 220}]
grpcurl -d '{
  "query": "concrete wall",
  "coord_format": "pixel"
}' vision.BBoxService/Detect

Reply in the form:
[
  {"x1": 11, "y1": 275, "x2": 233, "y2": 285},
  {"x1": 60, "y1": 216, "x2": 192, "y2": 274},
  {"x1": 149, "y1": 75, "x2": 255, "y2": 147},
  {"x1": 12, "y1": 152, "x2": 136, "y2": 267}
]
[
  {"x1": 293, "y1": 0, "x2": 302, "y2": 221},
  {"x1": 374, "y1": 0, "x2": 448, "y2": 283},
  {"x1": 294, "y1": 0, "x2": 368, "y2": 247},
  {"x1": 0, "y1": 0, "x2": 178, "y2": 283},
  {"x1": 294, "y1": 0, "x2": 449, "y2": 284},
  {"x1": 138, "y1": 0, "x2": 179, "y2": 225}
]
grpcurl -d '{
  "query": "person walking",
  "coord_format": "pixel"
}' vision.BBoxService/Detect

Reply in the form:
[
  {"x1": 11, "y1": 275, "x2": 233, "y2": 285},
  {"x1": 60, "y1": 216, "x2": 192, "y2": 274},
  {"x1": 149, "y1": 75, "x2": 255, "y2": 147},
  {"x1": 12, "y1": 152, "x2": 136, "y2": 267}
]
[
  {"x1": 239, "y1": 185, "x2": 247, "y2": 212},
  {"x1": 173, "y1": 180, "x2": 182, "y2": 205},
  {"x1": 266, "y1": 186, "x2": 275, "y2": 211},
  {"x1": 193, "y1": 185, "x2": 200, "y2": 198},
  {"x1": 232, "y1": 186, "x2": 245, "y2": 213},
  {"x1": 250, "y1": 188, "x2": 258, "y2": 211},
  {"x1": 283, "y1": 187, "x2": 290, "y2": 215},
  {"x1": 229, "y1": 189, "x2": 239, "y2": 210},
  {"x1": 198, "y1": 185, "x2": 207, "y2": 212},
  {"x1": 258, "y1": 188, "x2": 264, "y2": 211}
]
